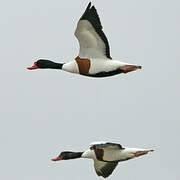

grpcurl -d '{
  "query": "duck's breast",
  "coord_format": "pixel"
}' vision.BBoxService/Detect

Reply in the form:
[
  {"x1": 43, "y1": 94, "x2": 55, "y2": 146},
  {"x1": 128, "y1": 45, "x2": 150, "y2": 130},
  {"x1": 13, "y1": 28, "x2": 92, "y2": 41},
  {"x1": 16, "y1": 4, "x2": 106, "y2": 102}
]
[
  {"x1": 62, "y1": 61, "x2": 79, "y2": 74},
  {"x1": 82, "y1": 149, "x2": 96, "y2": 159}
]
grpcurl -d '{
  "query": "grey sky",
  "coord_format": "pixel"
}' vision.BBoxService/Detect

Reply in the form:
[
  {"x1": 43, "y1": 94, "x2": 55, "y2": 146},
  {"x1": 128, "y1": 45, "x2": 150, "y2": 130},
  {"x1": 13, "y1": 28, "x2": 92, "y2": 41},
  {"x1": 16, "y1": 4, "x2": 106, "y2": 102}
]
[{"x1": 0, "y1": 0, "x2": 179, "y2": 179}]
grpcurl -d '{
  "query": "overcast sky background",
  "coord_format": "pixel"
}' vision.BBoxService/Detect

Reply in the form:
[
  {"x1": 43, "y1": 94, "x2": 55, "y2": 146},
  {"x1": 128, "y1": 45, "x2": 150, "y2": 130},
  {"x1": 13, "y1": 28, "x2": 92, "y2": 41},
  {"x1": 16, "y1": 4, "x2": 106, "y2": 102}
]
[{"x1": 0, "y1": 0, "x2": 179, "y2": 179}]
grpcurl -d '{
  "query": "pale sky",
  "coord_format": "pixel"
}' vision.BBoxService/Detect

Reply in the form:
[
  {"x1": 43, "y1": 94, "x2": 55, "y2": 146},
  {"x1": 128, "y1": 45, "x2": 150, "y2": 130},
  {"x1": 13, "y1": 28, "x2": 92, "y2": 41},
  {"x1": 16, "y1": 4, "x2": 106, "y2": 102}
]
[{"x1": 0, "y1": 0, "x2": 179, "y2": 180}]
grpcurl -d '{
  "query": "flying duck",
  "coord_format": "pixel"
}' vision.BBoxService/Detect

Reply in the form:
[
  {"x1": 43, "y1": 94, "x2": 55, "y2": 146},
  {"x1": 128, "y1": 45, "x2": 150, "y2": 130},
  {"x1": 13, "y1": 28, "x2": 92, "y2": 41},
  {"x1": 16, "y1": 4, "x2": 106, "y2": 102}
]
[
  {"x1": 27, "y1": 2, "x2": 141, "y2": 78},
  {"x1": 52, "y1": 141, "x2": 154, "y2": 178}
]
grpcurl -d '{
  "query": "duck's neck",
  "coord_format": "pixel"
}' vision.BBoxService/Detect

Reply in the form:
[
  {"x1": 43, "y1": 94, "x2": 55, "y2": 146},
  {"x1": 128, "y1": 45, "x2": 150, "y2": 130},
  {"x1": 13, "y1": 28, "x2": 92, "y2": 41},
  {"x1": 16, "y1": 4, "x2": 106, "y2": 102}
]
[
  {"x1": 63, "y1": 151, "x2": 83, "y2": 160},
  {"x1": 37, "y1": 59, "x2": 64, "y2": 69}
]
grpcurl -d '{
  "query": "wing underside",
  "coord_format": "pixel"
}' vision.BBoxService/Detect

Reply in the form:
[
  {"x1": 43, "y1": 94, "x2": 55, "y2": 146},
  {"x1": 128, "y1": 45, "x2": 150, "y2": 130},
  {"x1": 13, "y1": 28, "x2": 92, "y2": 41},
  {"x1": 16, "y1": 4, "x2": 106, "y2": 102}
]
[{"x1": 74, "y1": 2, "x2": 111, "y2": 59}]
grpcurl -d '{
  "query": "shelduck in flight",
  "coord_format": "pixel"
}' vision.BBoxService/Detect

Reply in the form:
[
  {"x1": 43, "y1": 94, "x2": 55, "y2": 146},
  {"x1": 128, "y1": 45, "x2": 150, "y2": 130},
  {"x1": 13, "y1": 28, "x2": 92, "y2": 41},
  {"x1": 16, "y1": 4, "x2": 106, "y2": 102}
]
[
  {"x1": 52, "y1": 141, "x2": 154, "y2": 178},
  {"x1": 27, "y1": 2, "x2": 142, "y2": 77}
]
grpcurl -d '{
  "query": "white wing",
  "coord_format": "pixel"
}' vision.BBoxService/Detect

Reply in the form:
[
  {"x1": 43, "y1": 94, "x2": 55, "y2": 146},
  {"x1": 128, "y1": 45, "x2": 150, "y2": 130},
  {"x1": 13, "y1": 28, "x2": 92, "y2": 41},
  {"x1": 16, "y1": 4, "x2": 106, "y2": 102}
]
[
  {"x1": 94, "y1": 159, "x2": 118, "y2": 178},
  {"x1": 74, "y1": 2, "x2": 112, "y2": 59}
]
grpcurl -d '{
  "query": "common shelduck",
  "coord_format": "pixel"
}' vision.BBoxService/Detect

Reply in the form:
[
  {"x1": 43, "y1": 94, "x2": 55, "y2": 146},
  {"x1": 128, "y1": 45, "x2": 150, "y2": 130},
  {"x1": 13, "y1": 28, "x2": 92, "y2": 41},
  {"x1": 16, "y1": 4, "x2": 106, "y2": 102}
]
[
  {"x1": 27, "y1": 2, "x2": 141, "y2": 77},
  {"x1": 52, "y1": 141, "x2": 154, "y2": 178}
]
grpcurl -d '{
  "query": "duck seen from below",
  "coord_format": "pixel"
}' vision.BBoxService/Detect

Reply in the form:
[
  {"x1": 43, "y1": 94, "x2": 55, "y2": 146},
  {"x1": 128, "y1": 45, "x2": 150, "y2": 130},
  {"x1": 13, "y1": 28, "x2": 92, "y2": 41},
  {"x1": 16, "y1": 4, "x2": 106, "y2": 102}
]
[
  {"x1": 52, "y1": 141, "x2": 154, "y2": 178},
  {"x1": 27, "y1": 2, "x2": 141, "y2": 78}
]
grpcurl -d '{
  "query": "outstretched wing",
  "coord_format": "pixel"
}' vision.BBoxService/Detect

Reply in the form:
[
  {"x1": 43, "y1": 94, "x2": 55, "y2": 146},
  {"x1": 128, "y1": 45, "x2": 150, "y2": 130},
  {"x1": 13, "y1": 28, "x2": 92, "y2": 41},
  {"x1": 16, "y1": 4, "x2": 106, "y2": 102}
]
[
  {"x1": 74, "y1": 2, "x2": 112, "y2": 59},
  {"x1": 94, "y1": 159, "x2": 118, "y2": 178},
  {"x1": 90, "y1": 142, "x2": 124, "y2": 150}
]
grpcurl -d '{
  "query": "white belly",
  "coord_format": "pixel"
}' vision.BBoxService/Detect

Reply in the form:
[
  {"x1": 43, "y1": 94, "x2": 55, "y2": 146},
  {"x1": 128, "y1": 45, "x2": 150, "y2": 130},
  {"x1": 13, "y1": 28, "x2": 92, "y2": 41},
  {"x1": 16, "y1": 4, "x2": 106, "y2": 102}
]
[
  {"x1": 89, "y1": 59, "x2": 122, "y2": 75},
  {"x1": 103, "y1": 149, "x2": 132, "y2": 162},
  {"x1": 103, "y1": 150, "x2": 122, "y2": 162}
]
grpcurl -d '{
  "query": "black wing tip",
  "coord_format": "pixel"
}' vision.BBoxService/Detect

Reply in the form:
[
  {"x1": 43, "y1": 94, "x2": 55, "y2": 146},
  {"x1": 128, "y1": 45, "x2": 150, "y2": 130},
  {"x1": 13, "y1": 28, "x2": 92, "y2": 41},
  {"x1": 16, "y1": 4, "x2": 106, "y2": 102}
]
[
  {"x1": 86, "y1": 2, "x2": 92, "y2": 11},
  {"x1": 88, "y1": 2, "x2": 92, "y2": 7},
  {"x1": 88, "y1": 2, "x2": 97, "y2": 9},
  {"x1": 80, "y1": 2, "x2": 102, "y2": 29},
  {"x1": 96, "y1": 170, "x2": 109, "y2": 178},
  {"x1": 81, "y1": 2, "x2": 93, "y2": 20}
]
